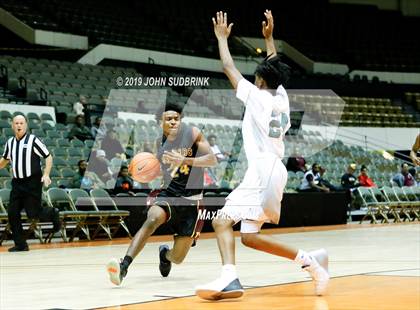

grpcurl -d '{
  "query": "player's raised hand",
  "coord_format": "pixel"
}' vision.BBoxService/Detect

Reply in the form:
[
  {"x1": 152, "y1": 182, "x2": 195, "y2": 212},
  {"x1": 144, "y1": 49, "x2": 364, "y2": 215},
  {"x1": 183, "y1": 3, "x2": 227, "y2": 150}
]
[
  {"x1": 212, "y1": 11, "x2": 234, "y2": 40},
  {"x1": 262, "y1": 9, "x2": 274, "y2": 39}
]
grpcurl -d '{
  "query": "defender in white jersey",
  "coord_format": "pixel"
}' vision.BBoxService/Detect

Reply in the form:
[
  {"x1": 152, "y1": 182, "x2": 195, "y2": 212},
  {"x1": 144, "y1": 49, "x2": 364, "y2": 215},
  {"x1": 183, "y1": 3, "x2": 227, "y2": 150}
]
[{"x1": 195, "y1": 10, "x2": 329, "y2": 300}]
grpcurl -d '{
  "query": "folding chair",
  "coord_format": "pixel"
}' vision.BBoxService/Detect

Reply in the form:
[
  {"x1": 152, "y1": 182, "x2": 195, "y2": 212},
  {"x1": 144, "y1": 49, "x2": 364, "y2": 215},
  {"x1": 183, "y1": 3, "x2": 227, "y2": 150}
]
[
  {"x1": 0, "y1": 195, "x2": 10, "y2": 245},
  {"x1": 402, "y1": 187, "x2": 420, "y2": 220},
  {"x1": 90, "y1": 188, "x2": 131, "y2": 238},
  {"x1": 381, "y1": 186, "x2": 409, "y2": 222},
  {"x1": 358, "y1": 187, "x2": 389, "y2": 224},
  {"x1": 392, "y1": 187, "x2": 414, "y2": 221},
  {"x1": 391, "y1": 187, "x2": 413, "y2": 221},
  {"x1": 412, "y1": 186, "x2": 420, "y2": 201},
  {"x1": 46, "y1": 187, "x2": 91, "y2": 242},
  {"x1": 32, "y1": 192, "x2": 54, "y2": 243},
  {"x1": 68, "y1": 189, "x2": 112, "y2": 240}
]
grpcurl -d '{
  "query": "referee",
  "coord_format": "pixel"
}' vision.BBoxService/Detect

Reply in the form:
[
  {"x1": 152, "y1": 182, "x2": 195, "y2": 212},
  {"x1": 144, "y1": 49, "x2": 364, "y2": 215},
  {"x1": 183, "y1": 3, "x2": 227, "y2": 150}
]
[{"x1": 0, "y1": 114, "x2": 60, "y2": 252}]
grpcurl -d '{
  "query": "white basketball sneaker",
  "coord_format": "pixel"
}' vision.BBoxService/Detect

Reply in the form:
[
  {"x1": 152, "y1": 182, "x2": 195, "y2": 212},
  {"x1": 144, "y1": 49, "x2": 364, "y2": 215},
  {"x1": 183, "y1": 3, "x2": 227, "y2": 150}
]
[
  {"x1": 195, "y1": 277, "x2": 244, "y2": 300},
  {"x1": 303, "y1": 248, "x2": 330, "y2": 296}
]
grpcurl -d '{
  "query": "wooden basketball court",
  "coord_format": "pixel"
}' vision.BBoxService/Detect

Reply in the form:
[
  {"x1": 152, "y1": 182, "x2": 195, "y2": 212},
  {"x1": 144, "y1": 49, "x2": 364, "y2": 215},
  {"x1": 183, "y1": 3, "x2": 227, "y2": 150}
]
[{"x1": 1, "y1": 223, "x2": 419, "y2": 309}]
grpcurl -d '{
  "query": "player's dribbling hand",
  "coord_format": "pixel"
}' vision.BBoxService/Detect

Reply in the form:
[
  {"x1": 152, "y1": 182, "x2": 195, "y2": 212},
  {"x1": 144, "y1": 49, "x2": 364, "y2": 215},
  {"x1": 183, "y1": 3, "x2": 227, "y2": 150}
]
[
  {"x1": 41, "y1": 174, "x2": 51, "y2": 187},
  {"x1": 163, "y1": 150, "x2": 185, "y2": 166},
  {"x1": 212, "y1": 11, "x2": 233, "y2": 40},
  {"x1": 262, "y1": 9, "x2": 274, "y2": 39}
]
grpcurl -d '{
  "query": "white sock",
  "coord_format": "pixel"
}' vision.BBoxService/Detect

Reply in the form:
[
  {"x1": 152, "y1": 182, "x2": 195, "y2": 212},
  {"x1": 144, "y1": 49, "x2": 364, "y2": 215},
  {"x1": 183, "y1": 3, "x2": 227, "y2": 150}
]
[
  {"x1": 294, "y1": 249, "x2": 312, "y2": 267},
  {"x1": 221, "y1": 264, "x2": 237, "y2": 281}
]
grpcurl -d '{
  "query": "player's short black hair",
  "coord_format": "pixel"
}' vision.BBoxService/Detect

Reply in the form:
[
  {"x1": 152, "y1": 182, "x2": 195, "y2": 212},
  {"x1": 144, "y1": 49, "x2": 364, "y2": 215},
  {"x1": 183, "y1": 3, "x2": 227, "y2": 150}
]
[
  {"x1": 361, "y1": 165, "x2": 367, "y2": 171},
  {"x1": 208, "y1": 134, "x2": 217, "y2": 140},
  {"x1": 155, "y1": 102, "x2": 184, "y2": 122},
  {"x1": 254, "y1": 54, "x2": 291, "y2": 89}
]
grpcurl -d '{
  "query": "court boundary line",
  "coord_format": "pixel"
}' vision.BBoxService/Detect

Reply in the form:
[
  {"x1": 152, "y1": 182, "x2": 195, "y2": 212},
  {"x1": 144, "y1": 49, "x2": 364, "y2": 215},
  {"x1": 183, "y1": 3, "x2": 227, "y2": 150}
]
[{"x1": 94, "y1": 269, "x2": 420, "y2": 310}]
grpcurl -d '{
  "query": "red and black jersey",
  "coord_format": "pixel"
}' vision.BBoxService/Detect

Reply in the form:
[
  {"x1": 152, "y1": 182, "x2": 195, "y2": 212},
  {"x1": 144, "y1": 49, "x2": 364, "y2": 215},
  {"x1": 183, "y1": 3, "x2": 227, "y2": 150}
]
[{"x1": 157, "y1": 124, "x2": 204, "y2": 197}]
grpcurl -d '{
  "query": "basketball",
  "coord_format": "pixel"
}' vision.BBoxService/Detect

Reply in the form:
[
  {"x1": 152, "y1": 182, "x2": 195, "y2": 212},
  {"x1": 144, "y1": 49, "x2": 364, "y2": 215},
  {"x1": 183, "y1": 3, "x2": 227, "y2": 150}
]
[{"x1": 129, "y1": 152, "x2": 161, "y2": 183}]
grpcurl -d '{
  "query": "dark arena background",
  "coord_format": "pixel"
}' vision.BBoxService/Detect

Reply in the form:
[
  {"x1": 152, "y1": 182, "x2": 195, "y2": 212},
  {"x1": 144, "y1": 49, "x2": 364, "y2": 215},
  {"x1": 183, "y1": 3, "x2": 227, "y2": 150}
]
[{"x1": 0, "y1": 1, "x2": 419, "y2": 309}]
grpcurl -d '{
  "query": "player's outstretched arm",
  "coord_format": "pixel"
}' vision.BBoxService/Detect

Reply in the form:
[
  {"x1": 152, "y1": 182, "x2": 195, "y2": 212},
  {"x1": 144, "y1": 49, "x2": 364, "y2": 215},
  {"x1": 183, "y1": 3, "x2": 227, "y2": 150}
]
[
  {"x1": 212, "y1": 11, "x2": 243, "y2": 89},
  {"x1": 262, "y1": 9, "x2": 277, "y2": 58}
]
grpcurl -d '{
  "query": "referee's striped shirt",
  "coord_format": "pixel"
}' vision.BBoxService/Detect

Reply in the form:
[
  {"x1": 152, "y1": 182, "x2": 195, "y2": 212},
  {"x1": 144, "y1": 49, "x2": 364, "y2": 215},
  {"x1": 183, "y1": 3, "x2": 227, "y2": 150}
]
[{"x1": 2, "y1": 133, "x2": 50, "y2": 179}]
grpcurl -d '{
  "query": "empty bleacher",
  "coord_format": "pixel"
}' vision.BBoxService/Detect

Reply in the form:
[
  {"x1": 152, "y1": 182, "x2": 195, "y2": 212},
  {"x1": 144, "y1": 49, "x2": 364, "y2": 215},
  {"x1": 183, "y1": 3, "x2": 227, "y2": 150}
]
[{"x1": 2, "y1": 0, "x2": 419, "y2": 71}]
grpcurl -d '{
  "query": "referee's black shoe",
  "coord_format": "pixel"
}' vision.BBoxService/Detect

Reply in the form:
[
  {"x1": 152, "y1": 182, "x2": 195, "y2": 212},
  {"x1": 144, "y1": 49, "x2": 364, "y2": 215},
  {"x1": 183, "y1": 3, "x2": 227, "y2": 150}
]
[
  {"x1": 159, "y1": 244, "x2": 171, "y2": 277},
  {"x1": 52, "y1": 208, "x2": 61, "y2": 232},
  {"x1": 8, "y1": 244, "x2": 29, "y2": 252}
]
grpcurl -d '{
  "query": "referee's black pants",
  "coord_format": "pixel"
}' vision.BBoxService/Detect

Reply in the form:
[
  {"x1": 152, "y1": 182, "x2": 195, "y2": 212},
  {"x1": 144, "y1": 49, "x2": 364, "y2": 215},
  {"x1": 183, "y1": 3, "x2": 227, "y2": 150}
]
[{"x1": 8, "y1": 174, "x2": 55, "y2": 247}]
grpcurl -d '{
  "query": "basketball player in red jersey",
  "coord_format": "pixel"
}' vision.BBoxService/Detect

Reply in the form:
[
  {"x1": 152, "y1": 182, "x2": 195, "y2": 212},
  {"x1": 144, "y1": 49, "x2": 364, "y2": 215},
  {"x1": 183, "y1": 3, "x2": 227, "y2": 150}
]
[{"x1": 107, "y1": 102, "x2": 217, "y2": 286}]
